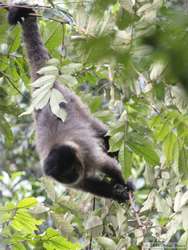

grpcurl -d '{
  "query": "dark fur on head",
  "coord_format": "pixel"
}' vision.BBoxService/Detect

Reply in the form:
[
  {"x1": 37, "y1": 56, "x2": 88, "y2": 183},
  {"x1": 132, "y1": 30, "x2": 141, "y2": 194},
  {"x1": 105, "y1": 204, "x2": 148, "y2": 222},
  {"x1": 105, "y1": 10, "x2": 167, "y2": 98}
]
[
  {"x1": 8, "y1": 6, "x2": 34, "y2": 25},
  {"x1": 44, "y1": 144, "x2": 82, "y2": 184}
]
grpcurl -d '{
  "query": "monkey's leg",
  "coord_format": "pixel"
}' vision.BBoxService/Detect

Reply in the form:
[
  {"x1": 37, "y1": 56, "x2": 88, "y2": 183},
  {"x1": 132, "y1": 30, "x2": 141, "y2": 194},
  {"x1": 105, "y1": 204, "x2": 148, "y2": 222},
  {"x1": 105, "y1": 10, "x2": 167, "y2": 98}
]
[{"x1": 78, "y1": 177, "x2": 129, "y2": 202}]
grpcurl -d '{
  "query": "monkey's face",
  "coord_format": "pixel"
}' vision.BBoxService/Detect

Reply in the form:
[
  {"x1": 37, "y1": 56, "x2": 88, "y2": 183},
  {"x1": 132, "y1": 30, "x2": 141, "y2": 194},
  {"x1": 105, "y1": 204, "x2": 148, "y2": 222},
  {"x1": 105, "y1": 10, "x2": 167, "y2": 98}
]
[{"x1": 43, "y1": 144, "x2": 83, "y2": 184}]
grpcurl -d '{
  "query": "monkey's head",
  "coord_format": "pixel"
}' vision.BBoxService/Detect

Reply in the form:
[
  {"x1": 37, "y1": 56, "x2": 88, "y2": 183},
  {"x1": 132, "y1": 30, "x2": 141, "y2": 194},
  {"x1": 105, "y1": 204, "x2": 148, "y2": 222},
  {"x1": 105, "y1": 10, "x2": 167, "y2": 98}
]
[{"x1": 44, "y1": 142, "x2": 84, "y2": 185}]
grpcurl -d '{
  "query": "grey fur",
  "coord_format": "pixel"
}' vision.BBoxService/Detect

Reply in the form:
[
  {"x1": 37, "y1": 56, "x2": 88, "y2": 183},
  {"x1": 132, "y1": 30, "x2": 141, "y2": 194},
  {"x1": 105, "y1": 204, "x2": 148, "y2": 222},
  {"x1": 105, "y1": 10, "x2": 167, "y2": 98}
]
[
  {"x1": 20, "y1": 15, "x2": 114, "y2": 184},
  {"x1": 8, "y1": 7, "x2": 133, "y2": 201}
]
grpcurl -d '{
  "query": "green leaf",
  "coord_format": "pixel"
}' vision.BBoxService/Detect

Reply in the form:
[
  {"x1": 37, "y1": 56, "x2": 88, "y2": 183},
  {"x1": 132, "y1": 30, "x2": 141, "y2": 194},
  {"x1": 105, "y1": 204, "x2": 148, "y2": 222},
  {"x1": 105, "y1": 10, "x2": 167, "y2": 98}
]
[
  {"x1": 118, "y1": 143, "x2": 132, "y2": 179},
  {"x1": 128, "y1": 138, "x2": 160, "y2": 166},
  {"x1": 11, "y1": 209, "x2": 43, "y2": 234},
  {"x1": 42, "y1": 228, "x2": 81, "y2": 250},
  {"x1": 179, "y1": 146, "x2": 188, "y2": 179},
  {"x1": 9, "y1": 26, "x2": 20, "y2": 53},
  {"x1": 0, "y1": 104, "x2": 18, "y2": 115},
  {"x1": 0, "y1": 114, "x2": 14, "y2": 145},
  {"x1": 163, "y1": 132, "x2": 177, "y2": 164},
  {"x1": 12, "y1": 243, "x2": 26, "y2": 250},
  {"x1": 109, "y1": 132, "x2": 124, "y2": 152},
  {"x1": 155, "y1": 122, "x2": 170, "y2": 142},
  {"x1": 17, "y1": 197, "x2": 38, "y2": 209},
  {"x1": 116, "y1": 9, "x2": 138, "y2": 30}
]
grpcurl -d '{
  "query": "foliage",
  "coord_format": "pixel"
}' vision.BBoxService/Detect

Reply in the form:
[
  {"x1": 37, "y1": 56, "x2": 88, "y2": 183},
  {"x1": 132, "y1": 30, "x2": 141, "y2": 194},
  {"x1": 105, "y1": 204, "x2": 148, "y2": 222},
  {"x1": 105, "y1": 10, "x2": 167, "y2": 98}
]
[{"x1": 0, "y1": 0, "x2": 188, "y2": 249}]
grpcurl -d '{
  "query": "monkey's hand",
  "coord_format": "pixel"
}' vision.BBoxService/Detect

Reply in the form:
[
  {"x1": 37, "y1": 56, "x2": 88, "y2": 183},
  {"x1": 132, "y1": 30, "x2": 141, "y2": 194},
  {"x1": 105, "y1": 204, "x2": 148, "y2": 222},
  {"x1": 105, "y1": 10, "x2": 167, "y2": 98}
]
[
  {"x1": 113, "y1": 183, "x2": 134, "y2": 203},
  {"x1": 8, "y1": 5, "x2": 35, "y2": 25}
]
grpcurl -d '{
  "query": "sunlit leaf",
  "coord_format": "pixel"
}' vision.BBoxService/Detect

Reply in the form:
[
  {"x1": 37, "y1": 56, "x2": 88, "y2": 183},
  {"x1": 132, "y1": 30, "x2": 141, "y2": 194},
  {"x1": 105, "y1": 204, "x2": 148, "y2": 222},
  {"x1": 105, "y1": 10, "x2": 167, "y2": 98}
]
[
  {"x1": 37, "y1": 66, "x2": 58, "y2": 76},
  {"x1": 17, "y1": 197, "x2": 38, "y2": 209},
  {"x1": 50, "y1": 88, "x2": 67, "y2": 121},
  {"x1": 32, "y1": 75, "x2": 56, "y2": 88}
]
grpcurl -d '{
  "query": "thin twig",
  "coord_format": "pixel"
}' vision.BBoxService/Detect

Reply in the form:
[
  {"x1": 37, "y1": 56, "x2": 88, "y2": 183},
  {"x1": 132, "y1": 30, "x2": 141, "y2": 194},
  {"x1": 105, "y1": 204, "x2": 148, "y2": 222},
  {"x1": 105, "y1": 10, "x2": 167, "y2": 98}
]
[
  {"x1": 88, "y1": 197, "x2": 95, "y2": 250},
  {"x1": 129, "y1": 192, "x2": 147, "y2": 250},
  {"x1": 128, "y1": 192, "x2": 145, "y2": 230}
]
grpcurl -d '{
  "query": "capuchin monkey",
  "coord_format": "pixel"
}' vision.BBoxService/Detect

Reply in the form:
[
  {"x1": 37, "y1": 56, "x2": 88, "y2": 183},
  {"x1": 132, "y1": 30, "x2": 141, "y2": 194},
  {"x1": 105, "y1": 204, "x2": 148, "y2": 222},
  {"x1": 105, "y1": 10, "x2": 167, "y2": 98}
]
[{"x1": 7, "y1": 4, "x2": 134, "y2": 202}]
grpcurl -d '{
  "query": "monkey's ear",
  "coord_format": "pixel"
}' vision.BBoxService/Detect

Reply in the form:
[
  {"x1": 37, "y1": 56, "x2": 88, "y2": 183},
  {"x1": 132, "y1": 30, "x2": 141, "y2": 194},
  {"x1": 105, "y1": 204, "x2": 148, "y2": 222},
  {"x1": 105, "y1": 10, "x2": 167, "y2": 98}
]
[{"x1": 8, "y1": 6, "x2": 35, "y2": 25}]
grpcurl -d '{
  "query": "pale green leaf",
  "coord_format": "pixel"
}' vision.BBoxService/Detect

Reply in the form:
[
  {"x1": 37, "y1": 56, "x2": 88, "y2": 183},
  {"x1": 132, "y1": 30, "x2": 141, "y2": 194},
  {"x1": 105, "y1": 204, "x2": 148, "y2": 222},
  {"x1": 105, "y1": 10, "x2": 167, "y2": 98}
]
[
  {"x1": 37, "y1": 66, "x2": 58, "y2": 76},
  {"x1": 155, "y1": 194, "x2": 171, "y2": 216},
  {"x1": 182, "y1": 206, "x2": 188, "y2": 231},
  {"x1": 19, "y1": 105, "x2": 34, "y2": 117},
  {"x1": 135, "y1": 229, "x2": 144, "y2": 245},
  {"x1": 61, "y1": 63, "x2": 82, "y2": 74},
  {"x1": 47, "y1": 58, "x2": 60, "y2": 66},
  {"x1": 85, "y1": 215, "x2": 102, "y2": 230},
  {"x1": 30, "y1": 203, "x2": 49, "y2": 214},
  {"x1": 50, "y1": 88, "x2": 67, "y2": 121},
  {"x1": 32, "y1": 75, "x2": 56, "y2": 88},
  {"x1": 178, "y1": 231, "x2": 188, "y2": 247},
  {"x1": 174, "y1": 192, "x2": 183, "y2": 212},
  {"x1": 97, "y1": 237, "x2": 117, "y2": 250},
  {"x1": 32, "y1": 83, "x2": 52, "y2": 110},
  {"x1": 140, "y1": 190, "x2": 155, "y2": 213},
  {"x1": 165, "y1": 215, "x2": 182, "y2": 244},
  {"x1": 59, "y1": 74, "x2": 78, "y2": 86},
  {"x1": 150, "y1": 62, "x2": 165, "y2": 81},
  {"x1": 180, "y1": 191, "x2": 188, "y2": 208}
]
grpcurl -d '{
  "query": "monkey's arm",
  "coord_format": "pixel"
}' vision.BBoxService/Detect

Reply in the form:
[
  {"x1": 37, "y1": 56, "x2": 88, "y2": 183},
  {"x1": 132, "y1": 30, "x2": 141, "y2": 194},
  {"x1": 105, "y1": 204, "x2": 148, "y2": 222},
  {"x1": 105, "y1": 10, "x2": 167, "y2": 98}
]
[
  {"x1": 78, "y1": 176, "x2": 130, "y2": 203},
  {"x1": 90, "y1": 118, "x2": 119, "y2": 157}
]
